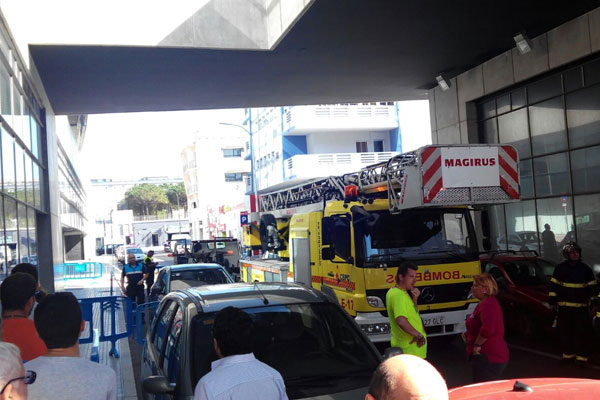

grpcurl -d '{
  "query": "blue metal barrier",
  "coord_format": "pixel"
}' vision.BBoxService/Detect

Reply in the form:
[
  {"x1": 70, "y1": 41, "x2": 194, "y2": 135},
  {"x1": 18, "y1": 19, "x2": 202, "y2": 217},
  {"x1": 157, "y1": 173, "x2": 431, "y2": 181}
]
[
  {"x1": 79, "y1": 296, "x2": 132, "y2": 359},
  {"x1": 134, "y1": 301, "x2": 160, "y2": 345},
  {"x1": 65, "y1": 262, "x2": 103, "y2": 279}
]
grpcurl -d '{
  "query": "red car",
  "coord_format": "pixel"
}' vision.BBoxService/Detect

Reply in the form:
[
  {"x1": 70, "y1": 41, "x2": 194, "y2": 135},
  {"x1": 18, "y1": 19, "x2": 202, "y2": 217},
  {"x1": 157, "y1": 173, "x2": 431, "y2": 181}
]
[
  {"x1": 479, "y1": 252, "x2": 556, "y2": 338},
  {"x1": 449, "y1": 378, "x2": 600, "y2": 399}
]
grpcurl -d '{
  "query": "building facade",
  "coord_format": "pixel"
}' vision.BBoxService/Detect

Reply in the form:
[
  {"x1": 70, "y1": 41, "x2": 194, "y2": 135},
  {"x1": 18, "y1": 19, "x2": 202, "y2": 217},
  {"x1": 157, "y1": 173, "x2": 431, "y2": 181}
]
[
  {"x1": 429, "y1": 8, "x2": 600, "y2": 272},
  {"x1": 0, "y1": 10, "x2": 88, "y2": 290},
  {"x1": 245, "y1": 102, "x2": 402, "y2": 194},
  {"x1": 181, "y1": 130, "x2": 250, "y2": 240}
]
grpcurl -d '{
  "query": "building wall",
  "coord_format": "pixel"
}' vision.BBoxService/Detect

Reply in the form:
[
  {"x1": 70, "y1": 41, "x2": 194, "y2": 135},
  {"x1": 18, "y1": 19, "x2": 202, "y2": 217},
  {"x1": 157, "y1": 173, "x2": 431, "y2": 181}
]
[
  {"x1": 428, "y1": 7, "x2": 600, "y2": 273},
  {"x1": 0, "y1": 8, "x2": 90, "y2": 290},
  {"x1": 183, "y1": 130, "x2": 250, "y2": 240},
  {"x1": 305, "y1": 130, "x2": 389, "y2": 153},
  {"x1": 430, "y1": 9, "x2": 600, "y2": 146}
]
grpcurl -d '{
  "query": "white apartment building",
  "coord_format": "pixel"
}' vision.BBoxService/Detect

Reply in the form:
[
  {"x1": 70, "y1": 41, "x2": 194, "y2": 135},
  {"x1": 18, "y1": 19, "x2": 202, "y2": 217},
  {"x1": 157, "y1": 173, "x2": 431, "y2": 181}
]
[
  {"x1": 182, "y1": 129, "x2": 250, "y2": 240},
  {"x1": 246, "y1": 102, "x2": 402, "y2": 193}
]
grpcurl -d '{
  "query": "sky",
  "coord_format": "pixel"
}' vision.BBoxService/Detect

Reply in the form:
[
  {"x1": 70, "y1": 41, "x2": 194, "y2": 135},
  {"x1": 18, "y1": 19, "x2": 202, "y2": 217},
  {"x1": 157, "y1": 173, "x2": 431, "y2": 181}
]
[
  {"x1": 80, "y1": 101, "x2": 432, "y2": 181},
  {"x1": 81, "y1": 109, "x2": 245, "y2": 180}
]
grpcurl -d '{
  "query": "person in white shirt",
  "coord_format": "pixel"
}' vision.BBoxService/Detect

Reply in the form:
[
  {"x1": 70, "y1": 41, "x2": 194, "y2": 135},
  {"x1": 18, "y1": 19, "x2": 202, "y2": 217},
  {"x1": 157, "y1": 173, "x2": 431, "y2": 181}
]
[
  {"x1": 194, "y1": 306, "x2": 288, "y2": 400},
  {"x1": 25, "y1": 292, "x2": 117, "y2": 400},
  {"x1": 0, "y1": 342, "x2": 34, "y2": 400}
]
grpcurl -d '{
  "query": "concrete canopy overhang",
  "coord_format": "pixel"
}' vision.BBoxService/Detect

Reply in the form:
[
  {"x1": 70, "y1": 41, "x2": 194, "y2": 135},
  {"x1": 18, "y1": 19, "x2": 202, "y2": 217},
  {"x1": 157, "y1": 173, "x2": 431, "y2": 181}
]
[{"x1": 28, "y1": 0, "x2": 600, "y2": 115}]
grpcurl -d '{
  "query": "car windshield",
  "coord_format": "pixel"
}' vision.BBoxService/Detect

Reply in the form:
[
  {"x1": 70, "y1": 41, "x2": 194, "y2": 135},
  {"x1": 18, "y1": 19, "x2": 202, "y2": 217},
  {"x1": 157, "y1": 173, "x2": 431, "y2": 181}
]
[
  {"x1": 503, "y1": 259, "x2": 551, "y2": 285},
  {"x1": 127, "y1": 248, "x2": 143, "y2": 254},
  {"x1": 170, "y1": 269, "x2": 231, "y2": 290},
  {"x1": 190, "y1": 303, "x2": 379, "y2": 399},
  {"x1": 354, "y1": 208, "x2": 477, "y2": 266}
]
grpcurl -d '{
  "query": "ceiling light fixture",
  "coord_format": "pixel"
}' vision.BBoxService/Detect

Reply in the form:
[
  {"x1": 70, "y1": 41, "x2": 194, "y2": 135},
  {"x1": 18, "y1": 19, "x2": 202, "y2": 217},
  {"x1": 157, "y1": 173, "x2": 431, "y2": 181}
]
[
  {"x1": 514, "y1": 31, "x2": 532, "y2": 55},
  {"x1": 436, "y1": 75, "x2": 450, "y2": 91}
]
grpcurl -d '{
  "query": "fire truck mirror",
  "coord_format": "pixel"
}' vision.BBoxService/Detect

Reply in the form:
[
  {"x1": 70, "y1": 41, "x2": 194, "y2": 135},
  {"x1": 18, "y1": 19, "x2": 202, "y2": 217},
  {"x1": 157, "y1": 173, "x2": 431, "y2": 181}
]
[{"x1": 322, "y1": 246, "x2": 335, "y2": 260}]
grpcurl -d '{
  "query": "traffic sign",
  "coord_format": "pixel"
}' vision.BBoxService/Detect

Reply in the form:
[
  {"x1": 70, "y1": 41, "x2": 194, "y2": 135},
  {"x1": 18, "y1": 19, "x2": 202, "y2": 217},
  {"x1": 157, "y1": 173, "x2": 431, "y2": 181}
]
[{"x1": 240, "y1": 212, "x2": 249, "y2": 226}]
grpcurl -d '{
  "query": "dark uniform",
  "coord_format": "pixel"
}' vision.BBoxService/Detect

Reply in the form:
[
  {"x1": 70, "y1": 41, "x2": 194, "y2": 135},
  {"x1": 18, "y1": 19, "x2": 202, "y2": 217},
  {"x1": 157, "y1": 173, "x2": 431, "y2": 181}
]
[
  {"x1": 549, "y1": 242, "x2": 597, "y2": 363},
  {"x1": 122, "y1": 261, "x2": 147, "y2": 306},
  {"x1": 143, "y1": 254, "x2": 156, "y2": 296}
]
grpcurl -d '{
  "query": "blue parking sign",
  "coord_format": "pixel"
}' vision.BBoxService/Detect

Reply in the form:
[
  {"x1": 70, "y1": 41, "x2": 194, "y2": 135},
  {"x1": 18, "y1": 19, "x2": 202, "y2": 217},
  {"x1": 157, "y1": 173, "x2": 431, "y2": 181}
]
[{"x1": 240, "y1": 213, "x2": 249, "y2": 226}]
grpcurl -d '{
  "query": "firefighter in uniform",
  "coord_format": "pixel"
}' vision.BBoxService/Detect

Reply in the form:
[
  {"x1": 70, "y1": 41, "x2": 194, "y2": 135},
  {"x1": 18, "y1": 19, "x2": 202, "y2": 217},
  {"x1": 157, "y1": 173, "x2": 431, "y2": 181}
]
[
  {"x1": 549, "y1": 241, "x2": 597, "y2": 365},
  {"x1": 121, "y1": 253, "x2": 148, "y2": 307},
  {"x1": 143, "y1": 250, "x2": 157, "y2": 297}
]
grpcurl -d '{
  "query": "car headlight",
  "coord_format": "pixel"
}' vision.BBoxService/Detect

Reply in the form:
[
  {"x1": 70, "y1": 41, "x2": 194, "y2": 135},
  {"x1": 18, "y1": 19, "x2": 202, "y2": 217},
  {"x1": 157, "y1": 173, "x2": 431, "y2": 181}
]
[
  {"x1": 360, "y1": 322, "x2": 391, "y2": 335},
  {"x1": 367, "y1": 296, "x2": 385, "y2": 308}
]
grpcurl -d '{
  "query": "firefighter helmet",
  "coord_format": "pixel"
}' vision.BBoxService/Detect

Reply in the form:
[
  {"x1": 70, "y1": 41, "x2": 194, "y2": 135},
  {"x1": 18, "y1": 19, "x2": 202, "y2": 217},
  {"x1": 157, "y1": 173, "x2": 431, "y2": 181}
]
[{"x1": 562, "y1": 241, "x2": 581, "y2": 259}]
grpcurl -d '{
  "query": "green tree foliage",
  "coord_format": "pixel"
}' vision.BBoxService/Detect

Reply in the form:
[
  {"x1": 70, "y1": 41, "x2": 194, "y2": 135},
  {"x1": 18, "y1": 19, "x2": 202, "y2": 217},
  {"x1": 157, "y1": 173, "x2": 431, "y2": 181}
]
[
  {"x1": 123, "y1": 183, "x2": 169, "y2": 216},
  {"x1": 161, "y1": 183, "x2": 188, "y2": 211}
]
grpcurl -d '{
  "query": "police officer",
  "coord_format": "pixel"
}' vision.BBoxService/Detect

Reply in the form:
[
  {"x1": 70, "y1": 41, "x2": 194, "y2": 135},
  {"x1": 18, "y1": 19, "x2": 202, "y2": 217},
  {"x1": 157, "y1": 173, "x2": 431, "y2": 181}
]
[
  {"x1": 143, "y1": 250, "x2": 157, "y2": 296},
  {"x1": 120, "y1": 253, "x2": 148, "y2": 306},
  {"x1": 549, "y1": 241, "x2": 597, "y2": 365}
]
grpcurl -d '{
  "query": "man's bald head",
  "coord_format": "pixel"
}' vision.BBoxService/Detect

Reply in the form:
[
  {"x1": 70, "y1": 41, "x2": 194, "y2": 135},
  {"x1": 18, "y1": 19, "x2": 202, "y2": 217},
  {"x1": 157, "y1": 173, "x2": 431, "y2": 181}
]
[{"x1": 366, "y1": 354, "x2": 448, "y2": 400}]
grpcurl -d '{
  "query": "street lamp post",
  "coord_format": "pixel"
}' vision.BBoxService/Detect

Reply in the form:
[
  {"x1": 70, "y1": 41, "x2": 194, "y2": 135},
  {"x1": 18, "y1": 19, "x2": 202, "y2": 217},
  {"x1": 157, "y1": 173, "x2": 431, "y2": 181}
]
[{"x1": 219, "y1": 121, "x2": 259, "y2": 213}]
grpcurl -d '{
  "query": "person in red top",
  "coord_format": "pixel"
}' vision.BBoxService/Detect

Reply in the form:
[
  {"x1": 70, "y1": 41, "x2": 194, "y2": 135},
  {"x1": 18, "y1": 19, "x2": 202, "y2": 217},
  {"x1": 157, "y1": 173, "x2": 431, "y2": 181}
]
[
  {"x1": 0, "y1": 273, "x2": 47, "y2": 361},
  {"x1": 462, "y1": 273, "x2": 509, "y2": 383}
]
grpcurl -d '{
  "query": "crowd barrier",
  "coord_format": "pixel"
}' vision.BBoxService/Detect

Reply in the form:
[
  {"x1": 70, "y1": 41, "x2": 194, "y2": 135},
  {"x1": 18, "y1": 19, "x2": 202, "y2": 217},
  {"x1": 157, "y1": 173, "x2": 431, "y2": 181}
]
[
  {"x1": 64, "y1": 262, "x2": 103, "y2": 279},
  {"x1": 79, "y1": 296, "x2": 133, "y2": 360},
  {"x1": 134, "y1": 301, "x2": 161, "y2": 345}
]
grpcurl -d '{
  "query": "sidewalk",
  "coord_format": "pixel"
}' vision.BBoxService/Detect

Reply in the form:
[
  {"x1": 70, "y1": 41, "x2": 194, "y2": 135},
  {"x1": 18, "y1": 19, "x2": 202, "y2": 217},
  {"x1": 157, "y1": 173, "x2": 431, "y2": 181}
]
[{"x1": 66, "y1": 260, "x2": 138, "y2": 400}]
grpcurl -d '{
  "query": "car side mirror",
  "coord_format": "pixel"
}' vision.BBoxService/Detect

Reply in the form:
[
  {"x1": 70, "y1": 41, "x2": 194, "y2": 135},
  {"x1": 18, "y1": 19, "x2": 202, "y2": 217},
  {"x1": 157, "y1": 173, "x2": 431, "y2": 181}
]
[{"x1": 142, "y1": 376, "x2": 175, "y2": 394}]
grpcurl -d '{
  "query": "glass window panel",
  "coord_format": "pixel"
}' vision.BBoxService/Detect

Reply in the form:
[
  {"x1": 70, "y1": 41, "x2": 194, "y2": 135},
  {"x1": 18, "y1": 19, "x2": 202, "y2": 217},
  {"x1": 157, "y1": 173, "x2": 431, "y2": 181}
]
[
  {"x1": 529, "y1": 97, "x2": 568, "y2": 156},
  {"x1": 2, "y1": 129, "x2": 15, "y2": 196},
  {"x1": 566, "y1": 85, "x2": 600, "y2": 148},
  {"x1": 4, "y1": 197, "x2": 17, "y2": 268},
  {"x1": 533, "y1": 153, "x2": 571, "y2": 197},
  {"x1": 30, "y1": 118, "x2": 40, "y2": 159},
  {"x1": 0, "y1": 32, "x2": 9, "y2": 60},
  {"x1": 574, "y1": 194, "x2": 600, "y2": 275},
  {"x1": 528, "y1": 75, "x2": 562, "y2": 104},
  {"x1": 563, "y1": 67, "x2": 583, "y2": 92},
  {"x1": 512, "y1": 88, "x2": 526, "y2": 110},
  {"x1": 11, "y1": 83, "x2": 22, "y2": 138},
  {"x1": 519, "y1": 159, "x2": 534, "y2": 198},
  {"x1": 497, "y1": 94, "x2": 510, "y2": 115},
  {"x1": 477, "y1": 99, "x2": 496, "y2": 120},
  {"x1": 22, "y1": 103, "x2": 31, "y2": 150},
  {"x1": 486, "y1": 205, "x2": 507, "y2": 251},
  {"x1": 498, "y1": 108, "x2": 530, "y2": 158},
  {"x1": 27, "y1": 207, "x2": 36, "y2": 265},
  {"x1": 583, "y1": 58, "x2": 600, "y2": 86},
  {"x1": 478, "y1": 118, "x2": 498, "y2": 143},
  {"x1": 0, "y1": 196, "x2": 4, "y2": 277},
  {"x1": 505, "y1": 200, "x2": 538, "y2": 252},
  {"x1": 0, "y1": 64, "x2": 11, "y2": 121},
  {"x1": 17, "y1": 203, "x2": 27, "y2": 262},
  {"x1": 537, "y1": 196, "x2": 574, "y2": 259},
  {"x1": 25, "y1": 156, "x2": 33, "y2": 206},
  {"x1": 14, "y1": 145, "x2": 25, "y2": 202},
  {"x1": 571, "y1": 146, "x2": 600, "y2": 193},
  {"x1": 33, "y1": 163, "x2": 41, "y2": 209}
]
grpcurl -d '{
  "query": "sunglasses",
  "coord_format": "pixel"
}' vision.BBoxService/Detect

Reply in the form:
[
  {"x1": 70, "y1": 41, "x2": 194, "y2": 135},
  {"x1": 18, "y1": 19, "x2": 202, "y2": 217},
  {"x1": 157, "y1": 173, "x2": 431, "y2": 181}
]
[{"x1": 0, "y1": 370, "x2": 36, "y2": 394}]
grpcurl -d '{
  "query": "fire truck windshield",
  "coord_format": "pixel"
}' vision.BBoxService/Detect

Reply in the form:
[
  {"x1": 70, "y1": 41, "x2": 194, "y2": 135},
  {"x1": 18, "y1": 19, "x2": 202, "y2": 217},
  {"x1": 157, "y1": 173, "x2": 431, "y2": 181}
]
[{"x1": 353, "y1": 208, "x2": 477, "y2": 267}]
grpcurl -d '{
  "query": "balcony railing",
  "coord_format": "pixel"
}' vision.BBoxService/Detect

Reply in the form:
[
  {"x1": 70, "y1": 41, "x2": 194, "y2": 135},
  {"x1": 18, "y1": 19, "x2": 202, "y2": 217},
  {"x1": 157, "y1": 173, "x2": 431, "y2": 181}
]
[
  {"x1": 284, "y1": 152, "x2": 399, "y2": 180},
  {"x1": 283, "y1": 104, "x2": 397, "y2": 133}
]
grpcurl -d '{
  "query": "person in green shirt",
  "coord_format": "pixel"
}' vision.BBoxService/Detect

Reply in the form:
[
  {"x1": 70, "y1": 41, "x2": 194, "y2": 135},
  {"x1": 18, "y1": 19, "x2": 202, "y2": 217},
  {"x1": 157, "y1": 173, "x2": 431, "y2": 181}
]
[{"x1": 386, "y1": 261, "x2": 427, "y2": 359}]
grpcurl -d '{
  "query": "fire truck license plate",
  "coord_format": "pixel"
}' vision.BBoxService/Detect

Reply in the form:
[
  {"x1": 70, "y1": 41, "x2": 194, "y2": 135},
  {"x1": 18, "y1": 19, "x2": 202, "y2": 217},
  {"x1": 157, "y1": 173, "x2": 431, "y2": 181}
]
[{"x1": 422, "y1": 316, "x2": 445, "y2": 326}]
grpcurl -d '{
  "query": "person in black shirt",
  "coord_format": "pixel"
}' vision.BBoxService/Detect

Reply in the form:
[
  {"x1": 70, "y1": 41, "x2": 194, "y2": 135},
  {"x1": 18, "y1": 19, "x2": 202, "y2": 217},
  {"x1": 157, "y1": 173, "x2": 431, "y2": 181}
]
[
  {"x1": 549, "y1": 241, "x2": 597, "y2": 365},
  {"x1": 143, "y1": 250, "x2": 157, "y2": 297}
]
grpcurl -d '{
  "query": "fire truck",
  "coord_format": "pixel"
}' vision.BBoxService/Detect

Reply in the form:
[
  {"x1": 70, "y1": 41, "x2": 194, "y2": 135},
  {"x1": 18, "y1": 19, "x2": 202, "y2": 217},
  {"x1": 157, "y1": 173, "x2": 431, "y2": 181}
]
[{"x1": 241, "y1": 144, "x2": 519, "y2": 342}]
